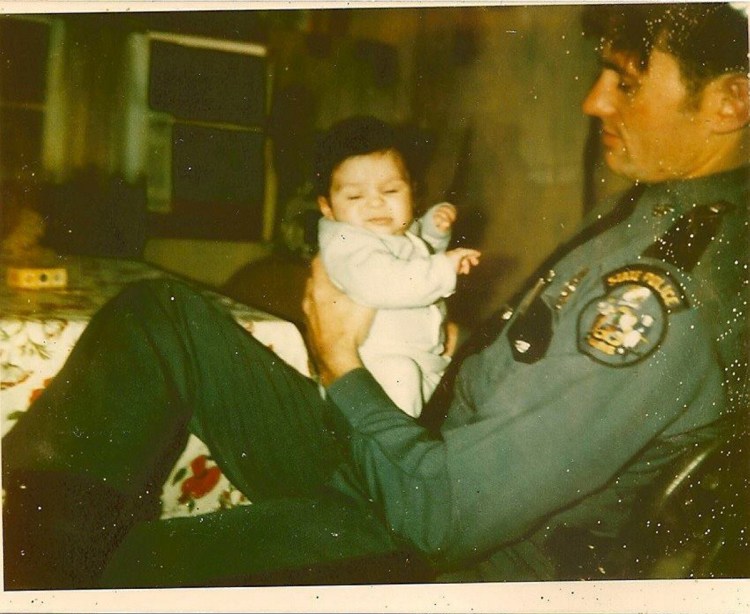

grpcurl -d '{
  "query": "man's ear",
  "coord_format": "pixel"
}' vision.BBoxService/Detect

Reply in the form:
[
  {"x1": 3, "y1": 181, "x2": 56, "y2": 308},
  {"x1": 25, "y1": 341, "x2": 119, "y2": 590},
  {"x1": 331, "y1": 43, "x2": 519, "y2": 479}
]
[
  {"x1": 706, "y1": 73, "x2": 750, "y2": 133},
  {"x1": 317, "y1": 196, "x2": 334, "y2": 220}
]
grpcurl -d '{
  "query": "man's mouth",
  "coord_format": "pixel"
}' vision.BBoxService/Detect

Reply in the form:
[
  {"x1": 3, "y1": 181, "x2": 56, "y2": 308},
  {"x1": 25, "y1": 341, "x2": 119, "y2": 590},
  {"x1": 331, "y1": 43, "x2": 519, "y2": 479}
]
[{"x1": 601, "y1": 128, "x2": 623, "y2": 148}]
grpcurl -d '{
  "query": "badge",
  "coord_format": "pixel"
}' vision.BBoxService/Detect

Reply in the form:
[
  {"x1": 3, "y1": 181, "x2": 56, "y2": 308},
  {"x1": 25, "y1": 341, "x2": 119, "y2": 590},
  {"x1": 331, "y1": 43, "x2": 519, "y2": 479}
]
[{"x1": 577, "y1": 266, "x2": 687, "y2": 366}]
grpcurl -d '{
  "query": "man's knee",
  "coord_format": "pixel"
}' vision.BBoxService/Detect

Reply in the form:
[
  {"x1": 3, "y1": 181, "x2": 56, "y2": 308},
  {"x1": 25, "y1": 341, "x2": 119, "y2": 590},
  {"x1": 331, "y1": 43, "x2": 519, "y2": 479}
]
[
  {"x1": 107, "y1": 278, "x2": 213, "y2": 325},
  {"x1": 116, "y1": 278, "x2": 195, "y2": 307}
]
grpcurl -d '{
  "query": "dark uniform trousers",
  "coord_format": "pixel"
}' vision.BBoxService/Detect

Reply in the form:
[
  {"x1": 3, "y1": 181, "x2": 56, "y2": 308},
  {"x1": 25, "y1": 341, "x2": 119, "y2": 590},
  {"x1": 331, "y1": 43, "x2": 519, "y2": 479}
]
[{"x1": 2, "y1": 279, "x2": 399, "y2": 589}]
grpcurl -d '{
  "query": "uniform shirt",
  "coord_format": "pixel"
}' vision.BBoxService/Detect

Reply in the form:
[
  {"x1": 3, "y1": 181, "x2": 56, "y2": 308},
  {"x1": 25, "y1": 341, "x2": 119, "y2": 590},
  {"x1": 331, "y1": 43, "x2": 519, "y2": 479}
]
[{"x1": 325, "y1": 167, "x2": 749, "y2": 580}]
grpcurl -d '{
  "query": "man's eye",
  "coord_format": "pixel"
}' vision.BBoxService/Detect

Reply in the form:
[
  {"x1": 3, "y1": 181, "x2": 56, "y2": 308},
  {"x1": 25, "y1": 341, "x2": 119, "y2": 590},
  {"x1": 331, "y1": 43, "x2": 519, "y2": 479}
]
[
  {"x1": 347, "y1": 194, "x2": 363, "y2": 201},
  {"x1": 617, "y1": 78, "x2": 636, "y2": 94}
]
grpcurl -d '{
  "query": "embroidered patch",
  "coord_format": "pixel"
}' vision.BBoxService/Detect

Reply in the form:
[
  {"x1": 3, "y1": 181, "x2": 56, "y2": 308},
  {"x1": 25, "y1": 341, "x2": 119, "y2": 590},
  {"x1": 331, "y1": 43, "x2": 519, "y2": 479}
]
[{"x1": 577, "y1": 266, "x2": 687, "y2": 367}]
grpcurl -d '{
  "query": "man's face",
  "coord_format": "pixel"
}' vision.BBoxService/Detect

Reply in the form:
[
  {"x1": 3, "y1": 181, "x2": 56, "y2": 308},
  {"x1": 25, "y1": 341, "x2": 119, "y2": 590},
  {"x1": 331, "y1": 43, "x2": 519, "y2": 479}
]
[
  {"x1": 318, "y1": 149, "x2": 414, "y2": 236},
  {"x1": 583, "y1": 47, "x2": 717, "y2": 182}
]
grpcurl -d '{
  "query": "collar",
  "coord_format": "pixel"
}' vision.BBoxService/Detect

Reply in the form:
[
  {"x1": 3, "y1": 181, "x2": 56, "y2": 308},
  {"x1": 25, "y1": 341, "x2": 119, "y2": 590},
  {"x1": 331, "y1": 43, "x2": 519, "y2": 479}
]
[{"x1": 638, "y1": 166, "x2": 749, "y2": 218}]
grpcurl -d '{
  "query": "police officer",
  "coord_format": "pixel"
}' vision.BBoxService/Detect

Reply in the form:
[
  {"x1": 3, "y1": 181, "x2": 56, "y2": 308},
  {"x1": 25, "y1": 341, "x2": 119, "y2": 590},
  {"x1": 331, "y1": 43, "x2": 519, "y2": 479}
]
[
  {"x1": 302, "y1": 1, "x2": 750, "y2": 581},
  {"x1": 3, "y1": 2, "x2": 748, "y2": 588}
]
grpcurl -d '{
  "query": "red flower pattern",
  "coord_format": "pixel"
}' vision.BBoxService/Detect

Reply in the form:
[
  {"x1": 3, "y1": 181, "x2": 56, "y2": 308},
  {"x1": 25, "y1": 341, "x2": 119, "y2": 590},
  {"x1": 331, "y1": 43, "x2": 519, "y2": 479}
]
[
  {"x1": 28, "y1": 378, "x2": 54, "y2": 405},
  {"x1": 179, "y1": 454, "x2": 222, "y2": 503}
]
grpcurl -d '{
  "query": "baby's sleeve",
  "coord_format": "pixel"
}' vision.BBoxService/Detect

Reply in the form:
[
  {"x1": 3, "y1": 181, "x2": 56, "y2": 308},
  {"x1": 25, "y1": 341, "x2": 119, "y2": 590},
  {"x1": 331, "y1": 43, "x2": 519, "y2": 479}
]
[{"x1": 415, "y1": 203, "x2": 453, "y2": 253}]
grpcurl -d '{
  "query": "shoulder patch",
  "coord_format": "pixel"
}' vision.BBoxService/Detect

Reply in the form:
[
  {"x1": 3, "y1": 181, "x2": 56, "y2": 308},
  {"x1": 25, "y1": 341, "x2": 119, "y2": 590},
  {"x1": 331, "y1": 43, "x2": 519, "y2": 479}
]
[
  {"x1": 642, "y1": 201, "x2": 730, "y2": 272},
  {"x1": 577, "y1": 265, "x2": 687, "y2": 367}
]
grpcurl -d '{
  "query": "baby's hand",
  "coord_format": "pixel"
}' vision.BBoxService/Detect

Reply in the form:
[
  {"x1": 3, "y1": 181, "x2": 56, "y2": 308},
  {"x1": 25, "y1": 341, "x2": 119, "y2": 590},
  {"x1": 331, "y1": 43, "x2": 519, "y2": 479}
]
[
  {"x1": 432, "y1": 202, "x2": 457, "y2": 233},
  {"x1": 446, "y1": 248, "x2": 481, "y2": 275}
]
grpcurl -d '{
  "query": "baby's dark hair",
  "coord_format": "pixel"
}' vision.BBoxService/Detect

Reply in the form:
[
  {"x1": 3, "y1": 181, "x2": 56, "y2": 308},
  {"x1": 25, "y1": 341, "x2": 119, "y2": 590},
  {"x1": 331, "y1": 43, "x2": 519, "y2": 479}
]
[
  {"x1": 582, "y1": 3, "x2": 749, "y2": 99},
  {"x1": 313, "y1": 115, "x2": 414, "y2": 198}
]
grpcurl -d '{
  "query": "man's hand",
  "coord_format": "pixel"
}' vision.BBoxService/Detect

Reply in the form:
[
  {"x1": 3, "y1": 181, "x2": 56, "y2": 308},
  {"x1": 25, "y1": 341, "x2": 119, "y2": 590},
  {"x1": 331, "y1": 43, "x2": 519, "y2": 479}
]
[
  {"x1": 302, "y1": 257, "x2": 375, "y2": 386},
  {"x1": 442, "y1": 321, "x2": 460, "y2": 358}
]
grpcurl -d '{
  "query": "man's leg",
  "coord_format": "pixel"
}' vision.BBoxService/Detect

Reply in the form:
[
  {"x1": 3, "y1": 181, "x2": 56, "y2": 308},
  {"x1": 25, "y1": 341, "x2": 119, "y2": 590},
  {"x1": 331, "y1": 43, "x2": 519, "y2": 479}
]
[
  {"x1": 101, "y1": 495, "x2": 409, "y2": 588},
  {"x1": 2, "y1": 279, "x2": 350, "y2": 588}
]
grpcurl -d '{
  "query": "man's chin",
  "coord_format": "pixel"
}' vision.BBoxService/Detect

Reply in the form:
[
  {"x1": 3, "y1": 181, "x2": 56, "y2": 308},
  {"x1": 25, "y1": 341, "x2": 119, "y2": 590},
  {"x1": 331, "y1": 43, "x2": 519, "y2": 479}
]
[{"x1": 603, "y1": 151, "x2": 636, "y2": 180}]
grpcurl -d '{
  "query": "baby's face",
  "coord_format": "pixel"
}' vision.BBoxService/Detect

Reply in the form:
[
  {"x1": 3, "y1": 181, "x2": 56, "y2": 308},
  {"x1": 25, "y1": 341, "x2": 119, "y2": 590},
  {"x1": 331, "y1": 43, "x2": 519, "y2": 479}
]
[{"x1": 319, "y1": 149, "x2": 414, "y2": 236}]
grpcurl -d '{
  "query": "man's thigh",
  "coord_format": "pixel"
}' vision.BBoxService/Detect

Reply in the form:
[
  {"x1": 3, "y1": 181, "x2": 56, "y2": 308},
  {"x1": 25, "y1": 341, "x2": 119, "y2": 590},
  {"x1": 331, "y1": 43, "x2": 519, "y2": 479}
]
[
  {"x1": 179, "y1": 299, "x2": 350, "y2": 501},
  {"x1": 3, "y1": 278, "x2": 347, "y2": 501}
]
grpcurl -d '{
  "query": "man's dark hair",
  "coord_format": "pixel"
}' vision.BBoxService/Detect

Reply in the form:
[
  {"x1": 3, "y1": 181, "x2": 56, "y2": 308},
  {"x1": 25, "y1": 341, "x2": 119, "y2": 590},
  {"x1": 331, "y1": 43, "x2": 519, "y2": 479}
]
[
  {"x1": 313, "y1": 115, "x2": 414, "y2": 198},
  {"x1": 582, "y1": 3, "x2": 749, "y2": 97}
]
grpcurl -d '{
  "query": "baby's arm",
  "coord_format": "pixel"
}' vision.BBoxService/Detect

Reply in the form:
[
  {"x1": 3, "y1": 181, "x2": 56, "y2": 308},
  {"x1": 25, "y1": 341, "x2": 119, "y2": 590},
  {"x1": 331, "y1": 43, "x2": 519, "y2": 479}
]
[
  {"x1": 418, "y1": 203, "x2": 481, "y2": 274},
  {"x1": 415, "y1": 202, "x2": 456, "y2": 253}
]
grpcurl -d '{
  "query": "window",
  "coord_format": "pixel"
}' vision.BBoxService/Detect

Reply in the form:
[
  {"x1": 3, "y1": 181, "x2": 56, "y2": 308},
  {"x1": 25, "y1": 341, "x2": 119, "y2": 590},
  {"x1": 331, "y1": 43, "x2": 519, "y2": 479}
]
[
  {"x1": 0, "y1": 16, "x2": 53, "y2": 184},
  {"x1": 145, "y1": 32, "x2": 272, "y2": 241}
]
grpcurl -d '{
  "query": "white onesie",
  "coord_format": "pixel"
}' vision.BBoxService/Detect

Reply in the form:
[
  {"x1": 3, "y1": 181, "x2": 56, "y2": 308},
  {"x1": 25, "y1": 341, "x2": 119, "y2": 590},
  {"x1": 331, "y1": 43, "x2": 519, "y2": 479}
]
[{"x1": 318, "y1": 204, "x2": 456, "y2": 417}]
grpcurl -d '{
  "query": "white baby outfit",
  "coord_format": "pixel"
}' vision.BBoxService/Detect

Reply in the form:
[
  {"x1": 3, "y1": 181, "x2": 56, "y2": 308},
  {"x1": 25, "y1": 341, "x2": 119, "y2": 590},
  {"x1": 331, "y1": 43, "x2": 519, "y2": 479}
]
[{"x1": 318, "y1": 204, "x2": 456, "y2": 417}]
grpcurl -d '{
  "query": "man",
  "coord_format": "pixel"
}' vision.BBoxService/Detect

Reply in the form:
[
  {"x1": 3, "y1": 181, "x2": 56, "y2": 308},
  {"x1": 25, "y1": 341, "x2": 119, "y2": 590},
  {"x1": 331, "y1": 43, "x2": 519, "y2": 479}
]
[{"x1": 3, "y1": 3, "x2": 748, "y2": 588}]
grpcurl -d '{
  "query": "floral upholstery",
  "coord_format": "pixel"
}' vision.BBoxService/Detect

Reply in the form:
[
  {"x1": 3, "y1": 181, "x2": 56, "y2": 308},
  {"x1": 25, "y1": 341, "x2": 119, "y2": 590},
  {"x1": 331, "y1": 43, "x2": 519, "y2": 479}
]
[{"x1": 1, "y1": 255, "x2": 310, "y2": 518}]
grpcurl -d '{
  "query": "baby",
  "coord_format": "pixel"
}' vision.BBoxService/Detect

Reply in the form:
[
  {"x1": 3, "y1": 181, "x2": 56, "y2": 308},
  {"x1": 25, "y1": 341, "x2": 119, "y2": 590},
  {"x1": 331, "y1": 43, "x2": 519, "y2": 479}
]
[{"x1": 316, "y1": 116, "x2": 480, "y2": 418}]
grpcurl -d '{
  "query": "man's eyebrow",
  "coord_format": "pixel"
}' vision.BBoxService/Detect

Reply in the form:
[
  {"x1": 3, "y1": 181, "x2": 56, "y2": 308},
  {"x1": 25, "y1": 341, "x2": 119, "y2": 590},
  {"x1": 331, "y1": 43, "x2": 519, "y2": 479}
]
[
  {"x1": 599, "y1": 54, "x2": 644, "y2": 80},
  {"x1": 600, "y1": 58, "x2": 626, "y2": 75}
]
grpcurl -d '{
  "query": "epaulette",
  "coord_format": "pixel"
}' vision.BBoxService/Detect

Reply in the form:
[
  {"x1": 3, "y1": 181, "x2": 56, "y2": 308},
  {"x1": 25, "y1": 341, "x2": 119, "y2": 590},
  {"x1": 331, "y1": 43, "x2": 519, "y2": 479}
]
[{"x1": 642, "y1": 201, "x2": 732, "y2": 272}]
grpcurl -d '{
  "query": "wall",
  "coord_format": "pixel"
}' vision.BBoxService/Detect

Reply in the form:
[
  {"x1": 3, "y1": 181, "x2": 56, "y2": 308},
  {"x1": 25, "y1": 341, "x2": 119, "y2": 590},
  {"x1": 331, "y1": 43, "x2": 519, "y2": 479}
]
[
  {"x1": 143, "y1": 239, "x2": 272, "y2": 287},
  {"x1": 411, "y1": 5, "x2": 601, "y2": 320}
]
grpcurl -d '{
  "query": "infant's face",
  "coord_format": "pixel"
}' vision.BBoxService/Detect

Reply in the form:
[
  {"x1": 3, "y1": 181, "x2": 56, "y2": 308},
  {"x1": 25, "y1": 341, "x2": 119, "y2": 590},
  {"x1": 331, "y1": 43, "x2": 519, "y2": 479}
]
[{"x1": 319, "y1": 149, "x2": 414, "y2": 236}]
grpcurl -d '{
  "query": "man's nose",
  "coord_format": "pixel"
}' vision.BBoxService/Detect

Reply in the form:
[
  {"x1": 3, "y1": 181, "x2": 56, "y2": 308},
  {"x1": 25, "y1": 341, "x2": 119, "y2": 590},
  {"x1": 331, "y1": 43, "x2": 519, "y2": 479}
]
[{"x1": 582, "y1": 73, "x2": 613, "y2": 118}]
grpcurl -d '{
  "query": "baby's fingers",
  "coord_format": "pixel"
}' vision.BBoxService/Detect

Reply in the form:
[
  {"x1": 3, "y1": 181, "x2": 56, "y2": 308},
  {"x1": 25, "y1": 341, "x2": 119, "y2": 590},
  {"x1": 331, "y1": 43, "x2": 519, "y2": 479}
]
[
  {"x1": 458, "y1": 251, "x2": 481, "y2": 275},
  {"x1": 433, "y1": 203, "x2": 457, "y2": 229},
  {"x1": 439, "y1": 205, "x2": 457, "y2": 222}
]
